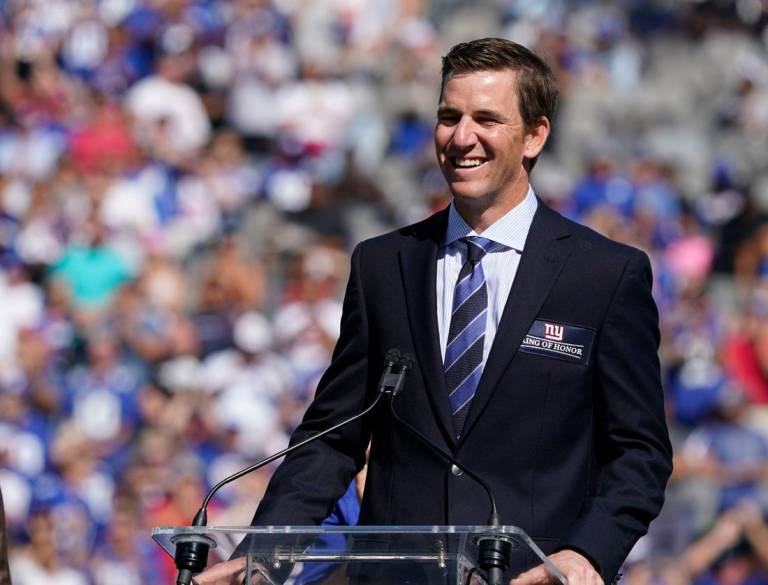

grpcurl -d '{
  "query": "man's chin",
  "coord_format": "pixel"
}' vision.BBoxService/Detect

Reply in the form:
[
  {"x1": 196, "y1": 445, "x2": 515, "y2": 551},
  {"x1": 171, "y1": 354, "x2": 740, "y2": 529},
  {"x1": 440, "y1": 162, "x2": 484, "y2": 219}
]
[{"x1": 449, "y1": 186, "x2": 490, "y2": 205}]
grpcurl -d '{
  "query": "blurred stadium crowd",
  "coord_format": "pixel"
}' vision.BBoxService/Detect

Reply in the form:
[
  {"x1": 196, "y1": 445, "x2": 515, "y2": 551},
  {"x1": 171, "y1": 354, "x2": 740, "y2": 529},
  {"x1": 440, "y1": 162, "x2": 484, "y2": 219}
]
[{"x1": 2, "y1": 0, "x2": 768, "y2": 583}]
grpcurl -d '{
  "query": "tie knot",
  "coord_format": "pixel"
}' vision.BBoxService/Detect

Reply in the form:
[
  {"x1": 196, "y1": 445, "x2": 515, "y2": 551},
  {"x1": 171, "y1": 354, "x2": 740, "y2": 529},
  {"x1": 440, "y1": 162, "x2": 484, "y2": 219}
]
[{"x1": 462, "y1": 236, "x2": 496, "y2": 265}]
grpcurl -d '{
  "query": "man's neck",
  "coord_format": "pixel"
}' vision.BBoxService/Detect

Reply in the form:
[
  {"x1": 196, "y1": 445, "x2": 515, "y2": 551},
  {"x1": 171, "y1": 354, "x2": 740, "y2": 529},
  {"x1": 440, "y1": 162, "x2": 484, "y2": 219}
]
[{"x1": 453, "y1": 183, "x2": 531, "y2": 234}]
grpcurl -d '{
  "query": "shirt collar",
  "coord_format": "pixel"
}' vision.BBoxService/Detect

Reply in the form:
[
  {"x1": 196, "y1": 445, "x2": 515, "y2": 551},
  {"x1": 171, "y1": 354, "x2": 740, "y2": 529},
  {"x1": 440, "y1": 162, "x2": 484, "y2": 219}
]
[{"x1": 442, "y1": 185, "x2": 538, "y2": 253}]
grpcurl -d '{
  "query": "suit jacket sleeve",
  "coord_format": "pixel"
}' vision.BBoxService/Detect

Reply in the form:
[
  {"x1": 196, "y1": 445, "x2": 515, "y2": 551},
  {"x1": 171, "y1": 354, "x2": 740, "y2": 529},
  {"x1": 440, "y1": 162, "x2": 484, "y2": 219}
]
[
  {"x1": 250, "y1": 244, "x2": 372, "y2": 526},
  {"x1": 558, "y1": 249, "x2": 672, "y2": 582}
]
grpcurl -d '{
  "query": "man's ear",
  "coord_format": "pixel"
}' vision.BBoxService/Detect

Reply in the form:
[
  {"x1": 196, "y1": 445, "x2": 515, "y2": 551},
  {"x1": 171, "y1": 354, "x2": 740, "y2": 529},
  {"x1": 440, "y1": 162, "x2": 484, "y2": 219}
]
[{"x1": 523, "y1": 116, "x2": 551, "y2": 160}]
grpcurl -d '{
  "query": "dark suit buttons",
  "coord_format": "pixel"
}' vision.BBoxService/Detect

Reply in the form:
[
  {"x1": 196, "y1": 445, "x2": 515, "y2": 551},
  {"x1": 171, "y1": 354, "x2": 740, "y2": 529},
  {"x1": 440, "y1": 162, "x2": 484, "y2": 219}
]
[{"x1": 450, "y1": 464, "x2": 463, "y2": 477}]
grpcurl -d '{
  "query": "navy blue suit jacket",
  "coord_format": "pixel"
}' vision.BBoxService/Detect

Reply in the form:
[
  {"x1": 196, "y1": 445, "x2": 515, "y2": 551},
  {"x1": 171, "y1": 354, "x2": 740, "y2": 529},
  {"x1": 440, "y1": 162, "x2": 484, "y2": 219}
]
[{"x1": 252, "y1": 201, "x2": 673, "y2": 583}]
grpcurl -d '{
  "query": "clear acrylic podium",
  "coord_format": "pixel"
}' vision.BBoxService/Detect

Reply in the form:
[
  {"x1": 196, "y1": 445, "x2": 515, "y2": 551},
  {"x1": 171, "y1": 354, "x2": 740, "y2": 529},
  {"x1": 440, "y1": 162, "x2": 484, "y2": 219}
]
[{"x1": 153, "y1": 525, "x2": 560, "y2": 585}]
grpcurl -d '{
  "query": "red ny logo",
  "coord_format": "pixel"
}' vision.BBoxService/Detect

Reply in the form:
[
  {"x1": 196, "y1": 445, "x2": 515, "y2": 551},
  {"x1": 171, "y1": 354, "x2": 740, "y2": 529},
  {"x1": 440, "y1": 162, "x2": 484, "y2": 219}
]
[{"x1": 544, "y1": 323, "x2": 564, "y2": 341}]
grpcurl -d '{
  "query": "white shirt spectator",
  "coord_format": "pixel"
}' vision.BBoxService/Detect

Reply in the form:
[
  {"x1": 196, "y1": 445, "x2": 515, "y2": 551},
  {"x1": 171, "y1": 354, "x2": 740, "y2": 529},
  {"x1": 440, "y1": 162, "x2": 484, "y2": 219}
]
[
  {"x1": 274, "y1": 78, "x2": 355, "y2": 152},
  {"x1": 11, "y1": 552, "x2": 88, "y2": 585},
  {"x1": 125, "y1": 75, "x2": 211, "y2": 153},
  {"x1": 0, "y1": 273, "x2": 44, "y2": 362}
]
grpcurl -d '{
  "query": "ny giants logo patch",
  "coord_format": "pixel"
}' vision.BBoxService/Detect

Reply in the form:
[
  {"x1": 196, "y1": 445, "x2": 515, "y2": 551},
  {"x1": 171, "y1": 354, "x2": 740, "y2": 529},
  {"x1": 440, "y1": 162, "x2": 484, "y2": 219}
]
[
  {"x1": 519, "y1": 320, "x2": 595, "y2": 365},
  {"x1": 543, "y1": 323, "x2": 564, "y2": 341}
]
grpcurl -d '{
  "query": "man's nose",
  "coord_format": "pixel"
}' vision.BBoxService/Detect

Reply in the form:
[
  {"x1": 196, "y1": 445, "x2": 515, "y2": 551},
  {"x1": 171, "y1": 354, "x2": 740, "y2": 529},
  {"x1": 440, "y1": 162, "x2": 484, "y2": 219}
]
[{"x1": 451, "y1": 117, "x2": 478, "y2": 148}]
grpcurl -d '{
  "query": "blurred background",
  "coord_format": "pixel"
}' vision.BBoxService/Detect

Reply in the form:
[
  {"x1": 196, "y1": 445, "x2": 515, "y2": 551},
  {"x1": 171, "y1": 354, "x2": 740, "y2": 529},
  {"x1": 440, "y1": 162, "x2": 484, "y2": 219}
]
[{"x1": 2, "y1": 0, "x2": 768, "y2": 583}]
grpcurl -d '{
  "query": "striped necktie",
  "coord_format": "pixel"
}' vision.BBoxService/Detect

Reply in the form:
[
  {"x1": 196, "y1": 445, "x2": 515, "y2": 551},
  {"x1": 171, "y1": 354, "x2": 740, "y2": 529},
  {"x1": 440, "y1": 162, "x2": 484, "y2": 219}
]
[{"x1": 444, "y1": 236, "x2": 500, "y2": 437}]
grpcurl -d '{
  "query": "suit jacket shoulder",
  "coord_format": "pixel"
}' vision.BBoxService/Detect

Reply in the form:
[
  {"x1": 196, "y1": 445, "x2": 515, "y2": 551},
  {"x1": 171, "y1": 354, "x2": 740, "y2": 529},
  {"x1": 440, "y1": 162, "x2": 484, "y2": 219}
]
[
  {"x1": 537, "y1": 200, "x2": 649, "y2": 261},
  {"x1": 355, "y1": 207, "x2": 448, "y2": 255}
]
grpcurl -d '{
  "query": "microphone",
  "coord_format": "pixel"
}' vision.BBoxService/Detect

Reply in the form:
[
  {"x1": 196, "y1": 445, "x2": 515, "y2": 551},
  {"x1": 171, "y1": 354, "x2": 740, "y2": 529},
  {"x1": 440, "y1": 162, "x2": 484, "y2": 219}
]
[
  {"x1": 173, "y1": 350, "x2": 404, "y2": 585},
  {"x1": 380, "y1": 349, "x2": 412, "y2": 398}
]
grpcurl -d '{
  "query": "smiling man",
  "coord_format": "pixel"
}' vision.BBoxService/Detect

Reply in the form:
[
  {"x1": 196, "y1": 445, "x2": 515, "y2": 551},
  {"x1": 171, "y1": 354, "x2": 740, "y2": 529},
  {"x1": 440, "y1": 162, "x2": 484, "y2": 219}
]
[{"x1": 194, "y1": 38, "x2": 672, "y2": 585}]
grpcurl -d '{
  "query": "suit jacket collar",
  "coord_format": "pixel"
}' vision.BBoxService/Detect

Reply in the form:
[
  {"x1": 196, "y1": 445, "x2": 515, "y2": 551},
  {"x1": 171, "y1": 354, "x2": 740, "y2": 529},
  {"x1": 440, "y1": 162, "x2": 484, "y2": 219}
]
[{"x1": 398, "y1": 200, "x2": 573, "y2": 450}]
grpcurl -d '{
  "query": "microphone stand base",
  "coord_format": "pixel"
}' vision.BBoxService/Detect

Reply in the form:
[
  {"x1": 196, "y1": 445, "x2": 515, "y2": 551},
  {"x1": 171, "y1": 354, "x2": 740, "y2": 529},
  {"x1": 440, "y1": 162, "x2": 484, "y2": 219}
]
[
  {"x1": 172, "y1": 534, "x2": 217, "y2": 585},
  {"x1": 476, "y1": 533, "x2": 515, "y2": 585}
]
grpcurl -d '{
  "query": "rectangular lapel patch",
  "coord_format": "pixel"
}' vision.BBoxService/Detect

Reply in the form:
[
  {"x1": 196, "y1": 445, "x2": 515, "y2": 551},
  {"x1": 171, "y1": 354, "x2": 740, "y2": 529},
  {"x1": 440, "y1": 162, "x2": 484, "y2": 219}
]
[{"x1": 519, "y1": 320, "x2": 595, "y2": 365}]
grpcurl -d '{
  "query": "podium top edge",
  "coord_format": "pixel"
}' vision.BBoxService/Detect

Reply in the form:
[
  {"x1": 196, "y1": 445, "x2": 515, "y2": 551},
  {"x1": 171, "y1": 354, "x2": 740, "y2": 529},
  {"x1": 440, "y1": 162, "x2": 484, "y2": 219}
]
[{"x1": 151, "y1": 525, "x2": 528, "y2": 536}]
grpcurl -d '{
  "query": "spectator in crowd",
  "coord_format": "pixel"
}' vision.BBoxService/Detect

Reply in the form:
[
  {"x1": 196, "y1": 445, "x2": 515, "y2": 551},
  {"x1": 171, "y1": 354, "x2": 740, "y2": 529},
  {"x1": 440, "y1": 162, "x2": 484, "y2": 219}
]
[
  {"x1": 89, "y1": 497, "x2": 164, "y2": 585},
  {"x1": 680, "y1": 386, "x2": 768, "y2": 514},
  {"x1": 47, "y1": 213, "x2": 132, "y2": 318},
  {"x1": 9, "y1": 509, "x2": 87, "y2": 585}
]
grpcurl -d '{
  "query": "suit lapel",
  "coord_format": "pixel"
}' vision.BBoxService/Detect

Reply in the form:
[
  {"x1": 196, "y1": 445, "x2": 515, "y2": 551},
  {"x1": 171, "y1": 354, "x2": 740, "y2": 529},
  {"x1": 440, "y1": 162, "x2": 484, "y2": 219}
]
[
  {"x1": 398, "y1": 209, "x2": 458, "y2": 448},
  {"x1": 458, "y1": 201, "x2": 573, "y2": 443}
]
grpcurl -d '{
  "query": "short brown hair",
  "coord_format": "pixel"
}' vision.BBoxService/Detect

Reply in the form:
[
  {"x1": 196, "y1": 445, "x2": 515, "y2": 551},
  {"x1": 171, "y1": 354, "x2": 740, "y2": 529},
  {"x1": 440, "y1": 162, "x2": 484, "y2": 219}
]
[{"x1": 441, "y1": 38, "x2": 558, "y2": 169}]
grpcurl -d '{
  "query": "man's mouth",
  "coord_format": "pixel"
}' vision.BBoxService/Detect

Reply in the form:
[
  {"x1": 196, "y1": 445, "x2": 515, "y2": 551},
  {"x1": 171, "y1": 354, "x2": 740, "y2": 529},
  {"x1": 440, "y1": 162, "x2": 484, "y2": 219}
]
[{"x1": 450, "y1": 157, "x2": 487, "y2": 169}]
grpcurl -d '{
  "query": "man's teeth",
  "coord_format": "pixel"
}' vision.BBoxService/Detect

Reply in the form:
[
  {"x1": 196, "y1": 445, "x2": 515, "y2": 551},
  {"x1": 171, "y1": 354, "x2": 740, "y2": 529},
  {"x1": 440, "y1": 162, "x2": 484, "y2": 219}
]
[{"x1": 454, "y1": 159, "x2": 485, "y2": 168}]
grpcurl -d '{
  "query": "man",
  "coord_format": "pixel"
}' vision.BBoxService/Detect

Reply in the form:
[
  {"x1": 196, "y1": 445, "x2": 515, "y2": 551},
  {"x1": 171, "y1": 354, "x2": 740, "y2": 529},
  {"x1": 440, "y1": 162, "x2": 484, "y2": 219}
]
[{"x1": 195, "y1": 38, "x2": 672, "y2": 585}]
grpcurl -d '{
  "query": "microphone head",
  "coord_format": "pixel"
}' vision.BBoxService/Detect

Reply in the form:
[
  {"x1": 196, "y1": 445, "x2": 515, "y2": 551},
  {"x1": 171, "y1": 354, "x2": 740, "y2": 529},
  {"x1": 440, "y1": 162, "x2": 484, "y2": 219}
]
[
  {"x1": 384, "y1": 348, "x2": 402, "y2": 367},
  {"x1": 398, "y1": 353, "x2": 415, "y2": 371}
]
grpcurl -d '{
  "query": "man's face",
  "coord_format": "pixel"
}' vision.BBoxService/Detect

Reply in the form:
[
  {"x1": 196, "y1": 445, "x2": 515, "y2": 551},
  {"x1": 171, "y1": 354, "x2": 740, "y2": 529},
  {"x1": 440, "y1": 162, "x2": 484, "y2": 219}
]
[{"x1": 435, "y1": 70, "x2": 546, "y2": 219}]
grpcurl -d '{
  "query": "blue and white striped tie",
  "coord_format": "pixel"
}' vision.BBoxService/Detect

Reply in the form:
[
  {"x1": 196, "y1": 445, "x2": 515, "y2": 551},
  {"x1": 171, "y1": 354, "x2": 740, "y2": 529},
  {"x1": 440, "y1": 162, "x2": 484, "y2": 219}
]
[{"x1": 444, "y1": 236, "x2": 501, "y2": 437}]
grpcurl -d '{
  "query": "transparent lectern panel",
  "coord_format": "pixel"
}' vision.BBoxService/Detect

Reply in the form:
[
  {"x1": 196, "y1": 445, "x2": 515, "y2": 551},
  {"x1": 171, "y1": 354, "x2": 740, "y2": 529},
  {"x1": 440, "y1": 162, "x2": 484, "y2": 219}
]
[
  {"x1": 153, "y1": 525, "x2": 559, "y2": 585},
  {"x1": 152, "y1": 526, "x2": 566, "y2": 585}
]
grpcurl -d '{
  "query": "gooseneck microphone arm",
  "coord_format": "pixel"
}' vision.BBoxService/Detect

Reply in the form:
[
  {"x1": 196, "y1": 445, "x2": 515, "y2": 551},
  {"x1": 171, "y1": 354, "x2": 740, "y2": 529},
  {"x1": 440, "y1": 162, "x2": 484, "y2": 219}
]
[
  {"x1": 174, "y1": 349, "x2": 404, "y2": 585},
  {"x1": 200, "y1": 392, "x2": 381, "y2": 517}
]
